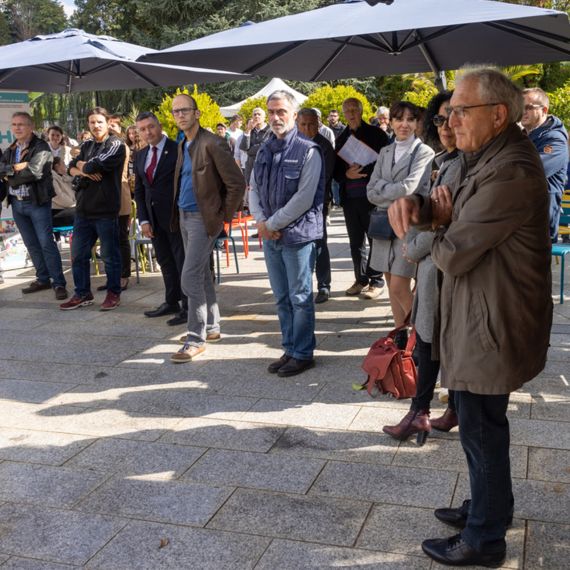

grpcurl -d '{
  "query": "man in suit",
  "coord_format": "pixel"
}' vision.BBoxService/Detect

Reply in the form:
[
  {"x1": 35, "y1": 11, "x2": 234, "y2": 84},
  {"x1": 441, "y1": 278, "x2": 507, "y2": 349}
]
[{"x1": 134, "y1": 111, "x2": 186, "y2": 326}]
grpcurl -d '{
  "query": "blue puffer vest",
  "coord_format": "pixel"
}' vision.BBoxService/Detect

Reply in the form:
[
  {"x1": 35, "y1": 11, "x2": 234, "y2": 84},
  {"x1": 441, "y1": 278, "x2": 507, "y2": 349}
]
[{"x1": 254, "y1": 127, "x2": 325, "y2": 245}]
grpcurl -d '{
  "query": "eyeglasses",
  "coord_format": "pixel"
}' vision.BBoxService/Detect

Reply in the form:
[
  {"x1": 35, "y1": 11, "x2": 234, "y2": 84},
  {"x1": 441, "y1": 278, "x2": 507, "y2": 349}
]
[
  {"x1": 171, "y1": 107, "x2": 197, "y2": 117},
  {"x1": 432, "y1": 114, "x2": 450, "y2": 127},
  {"x1": 445, "y1": 103, "x2": 501, "y2": 119},
  {"x1": 523, "y1": 104, "x2": 543, "y2": 112}
]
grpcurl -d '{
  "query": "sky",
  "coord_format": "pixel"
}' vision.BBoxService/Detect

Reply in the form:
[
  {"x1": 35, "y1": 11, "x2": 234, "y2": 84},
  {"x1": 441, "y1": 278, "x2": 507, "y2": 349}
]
[{"x1": 61, "y1": 0, "x2": 76, "y2": 17}]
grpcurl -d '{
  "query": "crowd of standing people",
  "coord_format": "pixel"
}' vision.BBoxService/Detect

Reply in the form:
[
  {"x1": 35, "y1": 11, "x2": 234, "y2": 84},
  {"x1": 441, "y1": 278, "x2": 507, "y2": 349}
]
[{"x1": 0, "y1": 66, "x2": 568, "y2": 568}]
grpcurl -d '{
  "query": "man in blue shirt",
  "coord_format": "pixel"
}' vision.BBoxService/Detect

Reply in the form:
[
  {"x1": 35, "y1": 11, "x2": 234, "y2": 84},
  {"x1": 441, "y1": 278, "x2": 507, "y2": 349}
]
[{"x1": 170, "y1": 94, "x2": 245, "y2": 363}]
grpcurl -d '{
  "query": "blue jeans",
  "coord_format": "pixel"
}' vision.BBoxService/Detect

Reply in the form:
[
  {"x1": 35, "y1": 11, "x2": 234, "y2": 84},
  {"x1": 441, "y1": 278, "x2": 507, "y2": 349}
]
[
  {"x1": 455, "y1": 390, "x2": 513, "y2": 552},
  {"x1": 179, "y1": 211, "x2": 220, "y2": 347},
  {"x1": 71, "y1": 216, "x2": 121, "y2": 296},
  {"x1": 11, "y1": 199, "x2": 66, "y2": 288},
  {"x1": 263, "y1": 239, "x2": 316, "y2": 360}
]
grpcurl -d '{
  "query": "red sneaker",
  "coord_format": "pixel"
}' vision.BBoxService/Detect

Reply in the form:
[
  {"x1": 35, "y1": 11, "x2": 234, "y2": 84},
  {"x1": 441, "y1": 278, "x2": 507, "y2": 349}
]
[
  {"x1": 100, "y1": 291, "x2": 121, "y2": 311},
  {"x1": 60, "y1": 293, "x2": 94, "y2": 311}
]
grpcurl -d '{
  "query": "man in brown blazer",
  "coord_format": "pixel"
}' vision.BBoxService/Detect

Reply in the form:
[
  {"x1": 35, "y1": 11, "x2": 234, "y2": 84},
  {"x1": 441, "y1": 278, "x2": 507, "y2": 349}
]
[
  {"x1": 389, "y1": 68, "x2": 552, "y2": 568},
  {"x1": 170, "y1": 94, "x2": 245, "y2": 363}
]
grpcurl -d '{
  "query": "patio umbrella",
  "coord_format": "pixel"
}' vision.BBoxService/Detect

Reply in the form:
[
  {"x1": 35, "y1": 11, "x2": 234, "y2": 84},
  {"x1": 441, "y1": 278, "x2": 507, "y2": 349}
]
[
  {"x1": 142, "y1": 0, "x2": 570, "y2": 82},
  {"x1": 0, "y1": 28, "x2": 247, "y2": 92}
]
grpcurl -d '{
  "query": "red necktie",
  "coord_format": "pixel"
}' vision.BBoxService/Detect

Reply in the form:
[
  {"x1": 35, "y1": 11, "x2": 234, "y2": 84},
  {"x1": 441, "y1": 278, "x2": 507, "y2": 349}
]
[{"x1": 145, "y1": 146, "x2": 158, "y2": 183}]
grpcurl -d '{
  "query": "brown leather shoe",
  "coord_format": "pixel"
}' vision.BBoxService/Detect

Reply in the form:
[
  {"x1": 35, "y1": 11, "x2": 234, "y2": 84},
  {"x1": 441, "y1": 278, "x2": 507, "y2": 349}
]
[
  {"x1": 22, "y1": 280, "x2": 51, "y2": 294},
  {"x1": 430, "y1": 408, "x2": 459, "y2": 432},
  {"x1": 171, "y1": 344, "x2": 205, "y2": 363},
  {"x1": 383, "y1": 409, "x2": 431, "y2": 445}
]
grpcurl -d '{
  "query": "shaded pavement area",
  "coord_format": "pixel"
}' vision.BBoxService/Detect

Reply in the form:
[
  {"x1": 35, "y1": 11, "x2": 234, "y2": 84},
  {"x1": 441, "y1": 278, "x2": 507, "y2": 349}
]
[{"x1": 0, "y1": 210, "x2": 568, "y2": 569}]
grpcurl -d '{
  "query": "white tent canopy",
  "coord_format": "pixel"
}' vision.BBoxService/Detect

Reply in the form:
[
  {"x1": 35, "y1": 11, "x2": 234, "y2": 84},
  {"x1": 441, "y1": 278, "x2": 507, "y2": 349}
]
[{"x1": 220, "y1": 77, "x2": 307, "y2": 118}]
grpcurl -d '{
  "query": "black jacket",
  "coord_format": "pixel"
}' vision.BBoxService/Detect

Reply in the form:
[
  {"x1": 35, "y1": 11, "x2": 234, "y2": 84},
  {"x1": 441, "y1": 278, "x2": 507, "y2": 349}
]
[
  {"x1": 69, "y1": 134, "x2": 125, "y2": 219},
  {"x1": 0, "y1": 134, "x2": 54, "y2": 206},
  {"x1": 134, "y1": 137, "x2": 178, "y2": 231}
]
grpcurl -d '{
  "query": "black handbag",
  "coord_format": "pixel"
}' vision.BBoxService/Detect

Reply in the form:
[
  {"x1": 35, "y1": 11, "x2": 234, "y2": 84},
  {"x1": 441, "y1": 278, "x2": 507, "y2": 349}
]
[{"x1": 368, "y1": 209, "x2": 396, "y2": 240}]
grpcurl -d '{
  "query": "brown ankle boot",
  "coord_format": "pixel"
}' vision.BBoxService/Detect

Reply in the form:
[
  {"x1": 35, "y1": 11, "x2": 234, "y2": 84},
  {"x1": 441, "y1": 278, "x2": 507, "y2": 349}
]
[
  {"x1": 430, "y1": 408, "x2": 458, "y2": 432},
  {"x1": 383, "y1": 409, "x2": 431, "y2": 445}
]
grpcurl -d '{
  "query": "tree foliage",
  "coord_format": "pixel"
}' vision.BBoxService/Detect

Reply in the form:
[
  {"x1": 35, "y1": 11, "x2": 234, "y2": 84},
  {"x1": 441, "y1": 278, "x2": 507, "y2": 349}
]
[
  {"x1": 154, "y1": 85, "x2": 225, "y2": 138},
  {"x1": 548, "y1": 81, "x2": 570, "y2": 127},
  {"x1": 304, "y1": 85, "x2": 373, "y2": 124},
  {"x1": 0, "y1": 0, "x2": 67, "y2": 43}
]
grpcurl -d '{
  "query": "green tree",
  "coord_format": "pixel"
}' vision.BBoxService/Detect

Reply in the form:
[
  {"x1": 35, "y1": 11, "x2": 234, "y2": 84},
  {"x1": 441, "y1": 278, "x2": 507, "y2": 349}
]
[
  {"x1": 1, "y1": 0, "x2": 67, "y2": 42},
  {"x1": 548, "y1": 81, "x2": 570, "y2": 128},
  {"x1": 304, "y1": 85, "x2": 373, "y2": 124}
]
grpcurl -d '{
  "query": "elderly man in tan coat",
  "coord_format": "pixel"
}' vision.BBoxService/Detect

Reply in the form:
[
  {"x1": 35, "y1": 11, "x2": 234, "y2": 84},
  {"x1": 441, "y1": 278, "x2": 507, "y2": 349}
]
[{"x1": 389, "y1": 68, "x2": 552, "y2": 568}]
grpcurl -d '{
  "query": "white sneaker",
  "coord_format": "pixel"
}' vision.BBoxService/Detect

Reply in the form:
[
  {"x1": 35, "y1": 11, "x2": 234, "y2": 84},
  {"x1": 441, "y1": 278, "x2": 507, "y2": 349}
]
[{"x1": 361, "y1": 285, "x2": 383, "y2": 299}]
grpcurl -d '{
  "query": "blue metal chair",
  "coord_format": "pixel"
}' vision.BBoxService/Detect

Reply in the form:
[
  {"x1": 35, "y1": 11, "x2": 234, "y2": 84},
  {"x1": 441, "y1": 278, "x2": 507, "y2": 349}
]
[{"x1": 552, "y1": 243, "x2": 570, "y2": 304}]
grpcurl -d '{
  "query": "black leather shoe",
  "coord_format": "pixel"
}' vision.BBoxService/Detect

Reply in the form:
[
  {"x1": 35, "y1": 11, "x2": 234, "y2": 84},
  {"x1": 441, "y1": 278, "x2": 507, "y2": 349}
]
[
  {"x1": 314, "y1": 289, "x2": 330, "y2": 304},
  {"x1": 277, "y1": 357, "x2": 315, "y2": 377},
  {"x1": 144, "y1": 303, "x2": 180, "y2": 318},
  {"x1": 435, "y1": 500, "x2": 513, "y2": 530},
  {"x1": 167, "y1": 311, "x2": 187, "y2": 326},
  {"x1": 422, "y1": 534, "x2": 506, "y2": 567},
  {"x1": 22, "y1": 280, "x2": 51, "y2": 294},
  {"x1": 268, "y1": 354, "x2": 291, "y2": 374}
]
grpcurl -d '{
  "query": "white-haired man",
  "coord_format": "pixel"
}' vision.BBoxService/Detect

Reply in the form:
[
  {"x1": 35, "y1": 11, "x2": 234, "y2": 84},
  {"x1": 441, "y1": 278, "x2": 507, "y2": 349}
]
[
  {"x1": 249, "y1": 91, "x2": 324, "y2": 377},
  {"x1": 389, "y1": 68, "x2": 552, "y2": 567}
]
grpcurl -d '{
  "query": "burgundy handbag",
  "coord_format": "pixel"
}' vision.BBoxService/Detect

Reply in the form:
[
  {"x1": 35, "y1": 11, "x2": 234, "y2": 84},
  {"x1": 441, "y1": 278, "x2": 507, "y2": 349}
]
[{"x1": 359, "y1": 326, "x2": 417, "y2": 399}]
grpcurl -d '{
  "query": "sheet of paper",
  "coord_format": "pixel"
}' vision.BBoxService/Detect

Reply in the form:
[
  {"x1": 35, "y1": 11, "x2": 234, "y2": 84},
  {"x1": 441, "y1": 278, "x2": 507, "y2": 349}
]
[{"x1": 337, "y1": 135, "x2": 379, "y2": 166}]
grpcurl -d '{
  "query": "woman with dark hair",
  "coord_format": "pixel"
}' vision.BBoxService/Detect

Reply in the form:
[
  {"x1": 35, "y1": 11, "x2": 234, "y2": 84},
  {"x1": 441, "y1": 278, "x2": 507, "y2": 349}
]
[
  {"x1": 382, "y1": 91, "x2": 460, "y2": 444},
  {"x1": 367, "y1": 101, "x2": 434, "y2": 345},
  {"x1": 47, "y1": 125, "x2": 72, "y2": 165}
]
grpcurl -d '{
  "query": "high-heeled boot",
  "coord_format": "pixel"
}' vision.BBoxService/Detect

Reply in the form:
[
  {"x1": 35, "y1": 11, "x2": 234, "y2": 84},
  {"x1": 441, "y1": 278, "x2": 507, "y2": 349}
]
[
  {"x1": 383, "y1": 409, "x2": 431, "y2": 445},
  {"x1": 430, "y1": 407, "x2": 458, "y2": 432}
]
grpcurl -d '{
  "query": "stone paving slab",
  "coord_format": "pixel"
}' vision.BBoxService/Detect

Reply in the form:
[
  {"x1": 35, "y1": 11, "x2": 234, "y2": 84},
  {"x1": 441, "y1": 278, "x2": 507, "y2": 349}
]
[
  {"x1": 393, "y1": 440, "x2": 528, "y2": 480},
  {"x1": 87, "y1": 521, "x2": 271, "y2": 569},
  {"x1": 357, "y1": 505, "x2": 525, "y2": 569},
  {"x1": 527, "y1": 447, "x2": 570, "y2": 483},
  {"x1": 77, "y1": 477, "x2": 233, "y2": 526},
  {"x1": 310, "y1": 460, "x2": 457, "y2": 508},
  {"x1": 240, "y1": 399, "x2": 361, "y2": 429},
  {"x1": 0, "y1": 402, "x2": 183, "y2": 441},
  {"x1": 0, "y1": 503, "x2": 125, "y2": 566},
  {"x1": 0, "y1": 428, "x2": 92, "y2": 465},
  {"x1": 530, "y1": 393, "x2": 570, "y2": 421},
  {"x1": 1, "y1": 558, "x2": 78, "y2": 569},
  {"x1": 255, "y1": 539, "x2": 430, "y2": 569},
  {"x1": 182, "y1": 448, "x2": 325, "y2": 493},
  {"x1": 270, "y1": 426, "x2": 399, "y2": 464},
  {"x1": 207, "y1": 488, "x2": 371, "y2": 546},
  {"x1": 524, "y1": 520, "x2": 570, "y2": 570},
  {"x1": 0, "y1": 462, "x2": 107, "y2": 508},
  {"x1": 510, "y1": 418, "x2": 570, "y2": 450},
  {"x1": 0, "y1": 379, "x2": 76, "y2": 405},
  {"x1": 0, "y1": 554, "x2": 9, "y2": 564},
  {"x1": 65, "y1": 438, "x2": 206, "y2": 479}
]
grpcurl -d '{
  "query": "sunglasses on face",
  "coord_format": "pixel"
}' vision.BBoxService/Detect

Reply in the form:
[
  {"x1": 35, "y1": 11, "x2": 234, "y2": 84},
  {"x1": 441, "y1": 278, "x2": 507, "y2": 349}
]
[{"x1": 433, "y1": 114, "x2": 450, "y2": 127}]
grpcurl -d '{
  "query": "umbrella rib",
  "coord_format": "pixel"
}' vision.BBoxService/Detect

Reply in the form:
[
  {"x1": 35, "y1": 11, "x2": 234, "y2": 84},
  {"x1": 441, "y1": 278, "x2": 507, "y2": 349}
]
[
  {"x1": 243, "y1": 41, "x2": 306, "y2": 74},
  {"x1": 491, "y1": 18, "x2": 570, "y2": 44},
  {"x1": 357, "y1": 34, "x2": 392, "y2": 53},
  {"x1": 398, "y1": 25, "x2": 466, "y2": 51},
  {"x1": 484, "y1": 21, "x2": 570, "y2": 56},
  {"x1": 415, "y1": 31, "x2": 442, "y2": 74},
  {"x1": 311, "y1": 37, "x2": 353, "y2": 81},
  {"x1": 118, "y1": 62, "x2": 160, "y2": 87}
]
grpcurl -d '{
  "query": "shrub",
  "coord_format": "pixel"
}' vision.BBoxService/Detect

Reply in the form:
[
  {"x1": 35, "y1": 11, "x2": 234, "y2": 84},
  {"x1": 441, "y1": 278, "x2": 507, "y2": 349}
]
[
  {"x1": 548, "y1": 81, "x2": 570, "y2": 129},
  {"x1": 304, "y1": 85, "x2": 373, "y2": 124},
  {"x1": 154, "y1": 85, "x2": 225, "y2": 138}
]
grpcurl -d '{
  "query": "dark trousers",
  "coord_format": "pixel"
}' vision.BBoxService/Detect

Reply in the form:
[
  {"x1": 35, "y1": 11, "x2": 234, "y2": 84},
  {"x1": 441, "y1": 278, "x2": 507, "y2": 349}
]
[
  {"x1": 455, "y1": 390, "x2": 513, "y2": 551},
  {"x1": 118, "y1": 214, "x2": 131, "y2": 278},
  {"x1": 152, "y1": 219, "x2": 186, "y2": 309},
  {"x1": 72, "y1": 216, "x2": 121, "y2": 296},
  {"x1": 315, "y1": 205, "x2": 331, "y2": 291},
  {"x1": 411, "y1": 333, "x2": 456, "y2": 412},
  {"x1": 343, "y1": 197, "x2": 383, "y2": 287}
]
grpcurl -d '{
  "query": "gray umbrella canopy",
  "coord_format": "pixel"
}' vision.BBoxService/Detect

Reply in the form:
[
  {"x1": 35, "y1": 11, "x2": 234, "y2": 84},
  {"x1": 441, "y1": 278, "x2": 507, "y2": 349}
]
[
  {"x1": 143, "y1": 0, "x2": 570, "y2": 81},
  {"x1": 0, "y1": 28, "x2": 247, "y2": 92}
]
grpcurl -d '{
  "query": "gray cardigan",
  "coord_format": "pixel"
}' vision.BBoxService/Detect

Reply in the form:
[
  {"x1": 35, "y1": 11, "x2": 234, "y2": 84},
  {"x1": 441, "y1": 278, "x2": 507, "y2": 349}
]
[
  {"x1": 366, "y1": 137, "x2": 434, "y2": 209},
  {"x1": 406, "y1": 151, "x2": 462, "y2": 343}
]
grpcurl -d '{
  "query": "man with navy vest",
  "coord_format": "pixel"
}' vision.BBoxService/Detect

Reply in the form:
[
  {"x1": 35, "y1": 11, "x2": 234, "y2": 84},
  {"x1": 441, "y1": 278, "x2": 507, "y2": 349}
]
[{"x1": 249, "y1": 91, "x2": 325, "y2": 377}]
